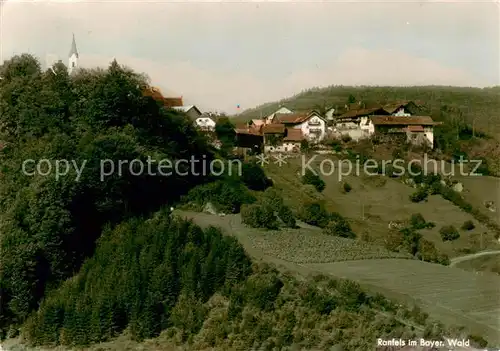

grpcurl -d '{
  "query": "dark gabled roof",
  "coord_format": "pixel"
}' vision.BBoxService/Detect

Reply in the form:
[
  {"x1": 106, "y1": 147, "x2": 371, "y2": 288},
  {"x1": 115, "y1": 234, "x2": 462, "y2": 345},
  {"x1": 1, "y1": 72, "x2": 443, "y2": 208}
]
[
  {"x1": 339, "y1": 107, "x2": 388, "y2": 119},
  {"x1": 370, "y1": 115, "x2": 439, "y2": 126},
  {"x1": 383, "y1": 101, "x2": 420, "y2": 114},
  {"x1": 275, "y1": 110, "x2": 324, "y2": 124}
]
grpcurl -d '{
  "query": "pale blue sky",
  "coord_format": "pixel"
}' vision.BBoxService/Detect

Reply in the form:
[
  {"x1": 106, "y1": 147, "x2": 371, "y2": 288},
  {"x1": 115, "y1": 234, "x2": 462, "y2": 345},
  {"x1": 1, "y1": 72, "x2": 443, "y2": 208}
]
[{"x1": 1, "y1": 0, "x2": 498, "y2": 113}]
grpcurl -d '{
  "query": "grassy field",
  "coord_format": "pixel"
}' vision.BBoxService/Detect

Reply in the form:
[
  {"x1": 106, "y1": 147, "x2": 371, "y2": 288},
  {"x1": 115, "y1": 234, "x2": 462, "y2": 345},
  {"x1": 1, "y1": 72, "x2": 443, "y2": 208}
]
[
  {"x1": 265, "y1": 155, "x2": 500, "y2": 258},
  {"x1": 175, "y1": 210, "x2": 500, "y2": 346},
  {"x1": 174, "y1": 210, "x2": 410, "y2": 264},
  {"x1": 455, "y1": 253, "x2": 500, "y2": 275},
  {"x1": 305, "y1": 259, "x2": 500, "y2": 344}
]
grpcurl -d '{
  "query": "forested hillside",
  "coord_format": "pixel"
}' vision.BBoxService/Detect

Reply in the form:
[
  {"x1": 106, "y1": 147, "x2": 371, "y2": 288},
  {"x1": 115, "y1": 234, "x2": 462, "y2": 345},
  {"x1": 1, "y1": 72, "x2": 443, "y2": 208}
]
[
  {"x1": 0, "y1": 54, "x2": 213, "y2": 336},
  {"x1": 0, "y1": 55, "x2": 491, "y2": 350}
]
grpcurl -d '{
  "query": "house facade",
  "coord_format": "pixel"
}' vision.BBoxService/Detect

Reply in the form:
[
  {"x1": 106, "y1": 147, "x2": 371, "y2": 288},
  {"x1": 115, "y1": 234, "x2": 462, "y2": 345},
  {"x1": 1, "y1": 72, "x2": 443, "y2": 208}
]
[
  {"x1": 334, "y1": 107, "x2": 389, "y2": 141},
  {"x1": 194, "y1": 114, "x2": 216, "y2": 131},
  {"x1": 273, "y1": 111, "x2": 327, "y2": 142}
]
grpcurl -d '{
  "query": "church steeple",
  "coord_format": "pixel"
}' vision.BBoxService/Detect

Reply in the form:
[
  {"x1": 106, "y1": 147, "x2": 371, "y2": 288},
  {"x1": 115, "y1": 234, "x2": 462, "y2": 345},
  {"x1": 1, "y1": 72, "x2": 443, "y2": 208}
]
[
  {"x1": 68, "y1": 33, "x2": 79, "y2": 74},
  {"x1": 69, "y1": 33, "x2": 79, "y2": 58}
]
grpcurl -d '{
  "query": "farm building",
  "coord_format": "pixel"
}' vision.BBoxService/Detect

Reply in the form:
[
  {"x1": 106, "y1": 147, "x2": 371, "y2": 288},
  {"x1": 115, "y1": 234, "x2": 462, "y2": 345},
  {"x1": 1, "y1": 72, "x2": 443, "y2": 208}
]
[
  {"x1": 368, "y1": 115, "x2": 442, "y2": 148},
  {"x1": 272, "y1": 110, "x2": 327, "y2": 142},
  {"x1": 382, "y1": 100, "x2": 422, "y2": 116},
  {"x1": 334, "y1": 106, "x2": 389, "y2": 141},
  {"x1": 173, "y1": 105, "x2": 203, "y2": 121},
  {"x1": 234, "y1": 123, "x2": 263, "y2": 150},
  {"x1": 265, "y1": 105, "x2": 294, "y2": 124}
]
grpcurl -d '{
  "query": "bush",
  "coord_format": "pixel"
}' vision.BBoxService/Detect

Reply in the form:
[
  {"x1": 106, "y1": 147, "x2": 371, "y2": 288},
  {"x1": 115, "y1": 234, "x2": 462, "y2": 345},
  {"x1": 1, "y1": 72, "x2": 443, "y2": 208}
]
[
  {"x1": 409, "y1": 188, "x2": 428, "y2": 203},
  {"x1": 461, "y1": 220, "x2": 475, "y2": 231},
  {"x1": 342, "y1": 182, "x2": 352, "y2": 193},
  {"x1": 261, "y1": 187, "x2": 284, "y2": 209},
  {"x1": 241, "y1": 162, "x2": 271, "y2": 191},
  {"x1": 409, "y1": 213, "x2": 434, "y2": 230},
  {"x1": 410, "y1": 213, "x2": 427, "y2": 229},
  {"x1": 241, "y1": 203, "x2": 278, "y2": 229},
  {"x1": 439, "y1": 225, "x2": 460, "y2": 242},
  {"x1": 184, "y1": 179, "x2": 255, "y2": 213},
  {"x1": 298, "y1": 202, "x2": 330, "y2": 228},
  {"x1": 323, "y1": 218, "x2": 355, "y2": 239},
  {"x1": 277, "y1": 205, "x2": 296, "y2": 228},
  {"x1": 301, "y1": 169, "x2": 325, "y2": 193},
  {"x1": 468, "y1": 334, "x2": 488, "y2": 348}
]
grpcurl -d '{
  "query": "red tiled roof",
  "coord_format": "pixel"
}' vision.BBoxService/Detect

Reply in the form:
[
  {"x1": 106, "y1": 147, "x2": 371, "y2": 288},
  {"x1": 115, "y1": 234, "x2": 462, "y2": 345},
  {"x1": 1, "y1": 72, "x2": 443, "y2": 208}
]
[
  {"x1": 234, "y1": 124, "x2": 262, "y2": 136},
  {"x1": 274, "y1": 113, "x2": 310, "y2": 124},
  {"x1": 163, "y1": 97, "x2": 184, "y2": 107},
  {"x1": 251, "y1": 119, "x2": 265, "y2": 126},
  {"x1": 339, "y1": 107, "x2": 387, "y2": 119},
  {"x1": 370, "y1": 115, "x2": 437, "y2": 125},
  {"x1": 142, "y1": 87, "x2": 183, "y2": 107},
  {"x1": 262, "y1": 123, "x2": 286, "y2": 134},
  {"x1": 283, "y1": 129, "x2": 303, "y2": 141}
]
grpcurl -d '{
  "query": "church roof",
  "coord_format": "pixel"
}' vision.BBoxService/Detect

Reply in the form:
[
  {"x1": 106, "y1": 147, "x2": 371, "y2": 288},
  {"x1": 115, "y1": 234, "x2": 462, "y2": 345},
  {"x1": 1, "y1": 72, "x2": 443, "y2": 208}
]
[{"x1": 69, "y1": 34, "x2": 79, "y2": 58}]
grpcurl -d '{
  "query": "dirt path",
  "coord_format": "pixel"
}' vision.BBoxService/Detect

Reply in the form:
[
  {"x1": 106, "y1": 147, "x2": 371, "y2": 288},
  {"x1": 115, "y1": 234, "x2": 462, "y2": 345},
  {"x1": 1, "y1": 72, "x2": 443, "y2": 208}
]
[{"x1": 450, "y1": 250, "x2": 500, "y2": 267}]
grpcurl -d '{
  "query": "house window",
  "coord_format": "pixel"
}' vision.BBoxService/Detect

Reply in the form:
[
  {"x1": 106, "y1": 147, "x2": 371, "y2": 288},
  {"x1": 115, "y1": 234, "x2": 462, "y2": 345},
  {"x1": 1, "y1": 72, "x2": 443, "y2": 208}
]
[{"x1": 72, "y1": 62, "x2": 75, "y2": 67}]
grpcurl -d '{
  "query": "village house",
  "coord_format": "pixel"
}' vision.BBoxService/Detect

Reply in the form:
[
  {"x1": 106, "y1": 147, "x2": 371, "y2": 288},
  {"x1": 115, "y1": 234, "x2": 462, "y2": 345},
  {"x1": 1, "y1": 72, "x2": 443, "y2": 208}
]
[
  {"x1": 173, "y1": 105, "x2": 203, "y2": 121},
  {"x1": 191, "y1": 113, "x2": 216, "y2": 132},
  {"x1": 334, "y1": 106, "x2": 389, "y2": 141},
  {"x1": 234, "y1": 123, "x2": 263, "y2": 150},
  {"x1": 265, "y1": 105, "x2": 294, "y2": 124},
  {"x1": 272, "y1": 110, "x2": 327, "y2": 142},
  {"x1": 367, "y1": 115, "x2": 442, "y2": 148},
  {"x1": 382, "y1": 101, "x2": 422, "y2": 116}
]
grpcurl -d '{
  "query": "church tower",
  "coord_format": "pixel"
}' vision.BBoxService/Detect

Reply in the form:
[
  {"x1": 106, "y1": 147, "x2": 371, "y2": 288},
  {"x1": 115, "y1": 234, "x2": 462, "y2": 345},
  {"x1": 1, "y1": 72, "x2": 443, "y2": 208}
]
[{"x1": 68, "y1": 33, "x2": 79, "y2": 74}]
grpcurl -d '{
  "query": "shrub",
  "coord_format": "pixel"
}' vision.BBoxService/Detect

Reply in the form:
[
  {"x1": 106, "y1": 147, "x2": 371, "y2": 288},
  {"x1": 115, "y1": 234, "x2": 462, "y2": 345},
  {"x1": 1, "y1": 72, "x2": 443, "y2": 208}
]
[
  {"x1": 298, "y1": 202, "x2": 330, "y2": 228},
  {"x1": 323, "y1": 218, "x2": 355, "y2": 239},
  {"x1": 261, "y1": 187, "x2": 284, "y2": 209},
  {"x1": 468, "y1": 334, "x2": 488, "y2": 348},
  {"x1": 409, "y1": 213, "x2": 434, "y2": 230},
  {"x1": 439, "y1": 225, "x2": 460, "y2": 242},
  {"x1": 277, "y1": 205, "x2": 296, "y2": 228},
  {"x1": 241, "y1": 162, "x2": 271, "y2": 191},
  {"x1": 300, "y1": 139, "x2": 310, "y2": 152},
  {"x1": 341, "y1": 134, "x2": 352, "y2": 143},
  {"x1": 342, "y1": 182, "x2": 352, "y2": 193},
  {"x1": 301, "y1": 169, "x2": 326, "y2": 193},
  {"x1": 410, "y1": 213, "x2": 427, "y2": 229},
  {"x1": 461, "y1": 220, "x2": 475, "y2": 231},
  {"x1": 409, "y1": 188, "x2": 428, "y2": 203},
  {"x1": 241, "y1": 203, "x2": 278, "y2": 229},
  {"x1": 185, "y1": 180, "x2": 255, "y2": 213}
]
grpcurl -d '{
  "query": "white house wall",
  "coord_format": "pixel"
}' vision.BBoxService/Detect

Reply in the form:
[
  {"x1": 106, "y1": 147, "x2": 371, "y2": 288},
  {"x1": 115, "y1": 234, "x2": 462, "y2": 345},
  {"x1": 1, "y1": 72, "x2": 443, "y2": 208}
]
[
  {"x1": 393, "y1": 108, "x2": 411, "y2": 116},
  {"x1": 294, "y1": 115, "x2": 326, "y2": 142}
]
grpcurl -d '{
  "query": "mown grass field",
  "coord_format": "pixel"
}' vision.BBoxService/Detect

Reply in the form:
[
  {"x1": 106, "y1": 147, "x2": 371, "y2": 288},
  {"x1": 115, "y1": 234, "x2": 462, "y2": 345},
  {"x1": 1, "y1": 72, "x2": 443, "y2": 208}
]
[
  {"x1": 174, "y1": 210, "x2": 410, "y2": 264},
  {"x1": 306, "y1": 259, "x2": 500, "y2": 345},
  {"x1": 455, "y1": 253, "x2": 500, "y2": 275},
  {"x1": 264, "y1": 155, "x2": 500, "y2": 258}
]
